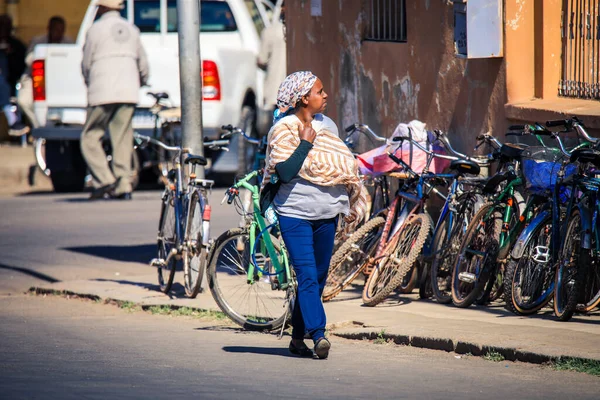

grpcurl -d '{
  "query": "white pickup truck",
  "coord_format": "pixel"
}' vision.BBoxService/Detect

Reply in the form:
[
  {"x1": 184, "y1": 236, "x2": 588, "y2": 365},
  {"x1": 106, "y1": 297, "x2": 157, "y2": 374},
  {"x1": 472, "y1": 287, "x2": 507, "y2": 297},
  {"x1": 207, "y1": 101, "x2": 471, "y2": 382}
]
[{"x1": 31, "y1": 0, "x2": 276, "y2": 192}]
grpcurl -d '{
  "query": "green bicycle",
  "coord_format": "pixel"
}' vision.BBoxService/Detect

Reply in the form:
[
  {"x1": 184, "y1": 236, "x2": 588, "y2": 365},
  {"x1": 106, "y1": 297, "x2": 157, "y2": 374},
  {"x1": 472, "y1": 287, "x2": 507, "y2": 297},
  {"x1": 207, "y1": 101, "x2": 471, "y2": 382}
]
[{"x1": 206, "y1": 170, "x2": 296, "y2": 332}]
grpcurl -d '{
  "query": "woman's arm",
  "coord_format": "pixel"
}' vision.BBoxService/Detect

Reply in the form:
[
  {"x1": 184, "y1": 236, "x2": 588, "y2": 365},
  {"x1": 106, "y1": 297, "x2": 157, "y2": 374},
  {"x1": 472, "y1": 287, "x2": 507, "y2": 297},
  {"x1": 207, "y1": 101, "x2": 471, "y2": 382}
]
[{"x1": 275, "y1": 140, "x2": 313, "y2": 183}]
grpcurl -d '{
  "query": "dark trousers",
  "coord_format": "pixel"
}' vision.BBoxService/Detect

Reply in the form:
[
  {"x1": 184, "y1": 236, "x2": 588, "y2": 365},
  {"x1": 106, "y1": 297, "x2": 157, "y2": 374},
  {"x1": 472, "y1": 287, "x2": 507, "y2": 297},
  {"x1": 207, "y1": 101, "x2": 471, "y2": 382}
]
[{"x1": 278, "y1": 215, "x2": 336, "y2": 343}]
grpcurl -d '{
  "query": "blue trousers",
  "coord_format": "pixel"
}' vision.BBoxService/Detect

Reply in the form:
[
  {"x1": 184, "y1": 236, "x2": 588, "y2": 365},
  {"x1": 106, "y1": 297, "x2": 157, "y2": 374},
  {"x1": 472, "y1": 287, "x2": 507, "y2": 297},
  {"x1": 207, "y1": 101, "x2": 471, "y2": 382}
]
[{"x1": 278, "y1": 215, "x2": 336, "y2": 343}]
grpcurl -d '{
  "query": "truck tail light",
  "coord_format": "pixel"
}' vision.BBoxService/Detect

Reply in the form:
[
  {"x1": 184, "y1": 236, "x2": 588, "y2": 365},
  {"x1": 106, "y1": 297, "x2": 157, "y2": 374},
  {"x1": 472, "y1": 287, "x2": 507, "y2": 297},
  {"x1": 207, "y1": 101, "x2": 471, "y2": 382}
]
[
  {"x1": 202, "y1": 60, "x2": 221, "y2": 101},
  {"x1": 32, "y1": 60, "x2": 46, "y2": 101}
]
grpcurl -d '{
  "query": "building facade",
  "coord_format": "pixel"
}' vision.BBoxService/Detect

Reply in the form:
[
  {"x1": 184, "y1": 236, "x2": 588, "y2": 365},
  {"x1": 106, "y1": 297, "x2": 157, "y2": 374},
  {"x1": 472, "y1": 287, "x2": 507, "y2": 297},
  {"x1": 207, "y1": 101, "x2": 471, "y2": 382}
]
[
  {"x1": 286, "y1": 0, "x2": 600, "y2": 151},
  {"x1": 1, "y1": 0, "x2": 87, "y2": 45}
]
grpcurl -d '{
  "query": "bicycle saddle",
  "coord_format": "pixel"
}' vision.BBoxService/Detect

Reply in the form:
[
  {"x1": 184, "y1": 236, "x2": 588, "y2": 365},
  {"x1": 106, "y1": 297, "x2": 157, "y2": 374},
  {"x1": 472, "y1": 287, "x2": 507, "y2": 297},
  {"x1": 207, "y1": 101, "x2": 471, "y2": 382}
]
[
  {"x1": 184, "y1": 154, "x2": 208, "y2": 166},
  {"x1": 570, "y1": 148, "x2": 600, "y2": 167},
  {"x1": 449, "y1": 159, "x2": 481, "y2": 176},
  {"x1": 148, "y1": 92, "x2": 169, "y2": 100},
  {"x1": 499, "y1": 143, "x2": 527, "y2": 160}
]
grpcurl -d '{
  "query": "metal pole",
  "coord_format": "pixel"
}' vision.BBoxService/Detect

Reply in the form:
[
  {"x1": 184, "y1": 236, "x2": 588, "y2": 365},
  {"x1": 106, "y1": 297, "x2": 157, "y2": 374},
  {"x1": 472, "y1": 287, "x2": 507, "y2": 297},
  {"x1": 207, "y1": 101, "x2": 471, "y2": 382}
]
[{"x1": 176, "y1": 0, "x2": 204, "y2": 178}]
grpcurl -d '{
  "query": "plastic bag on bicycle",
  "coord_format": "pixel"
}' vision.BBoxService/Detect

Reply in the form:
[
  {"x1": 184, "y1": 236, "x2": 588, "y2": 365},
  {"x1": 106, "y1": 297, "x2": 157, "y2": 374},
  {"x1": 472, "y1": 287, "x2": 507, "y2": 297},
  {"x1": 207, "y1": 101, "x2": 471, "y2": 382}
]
[{"x1": 356, "y1": 131, "x2": 449, "y2": 175}]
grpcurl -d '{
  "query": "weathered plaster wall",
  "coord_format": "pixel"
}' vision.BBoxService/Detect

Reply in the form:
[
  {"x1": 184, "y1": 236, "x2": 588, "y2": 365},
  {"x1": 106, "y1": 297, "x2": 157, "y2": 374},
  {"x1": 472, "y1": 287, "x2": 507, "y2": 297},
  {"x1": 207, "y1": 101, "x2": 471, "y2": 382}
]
[{"x1": 287, "y1": 0, "x2": 507, "y2": 153}]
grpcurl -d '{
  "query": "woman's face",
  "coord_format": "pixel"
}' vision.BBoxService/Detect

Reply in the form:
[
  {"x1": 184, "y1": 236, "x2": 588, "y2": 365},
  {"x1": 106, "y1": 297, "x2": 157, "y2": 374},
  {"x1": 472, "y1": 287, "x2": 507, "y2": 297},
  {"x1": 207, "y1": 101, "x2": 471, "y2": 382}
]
[{"x1": 304, "y1": 78, "x2": 328, "y2": 114}]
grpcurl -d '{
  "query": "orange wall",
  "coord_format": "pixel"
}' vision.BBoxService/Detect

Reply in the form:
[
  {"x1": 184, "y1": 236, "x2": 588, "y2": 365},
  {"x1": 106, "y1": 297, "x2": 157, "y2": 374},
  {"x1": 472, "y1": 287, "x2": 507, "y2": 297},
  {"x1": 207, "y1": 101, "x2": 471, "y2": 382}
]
[{"x1": 4, "y1": 0, "x2": 88, "y2": 45}]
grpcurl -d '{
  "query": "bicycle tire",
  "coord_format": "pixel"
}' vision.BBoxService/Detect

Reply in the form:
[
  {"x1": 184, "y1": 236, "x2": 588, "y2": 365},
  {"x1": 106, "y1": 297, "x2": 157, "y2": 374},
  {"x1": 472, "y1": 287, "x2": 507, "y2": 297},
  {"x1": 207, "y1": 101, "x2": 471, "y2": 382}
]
[
  {"x1": 451, "y1": 203, "x2": 502, "y2": 308},
  {"x1": 477, "y1": 192, "x2": 526, "y2": 306},
  {"x1": 429, "y1": 194, "x2": 479, "y2": 304},
  {"x1": 398, "y1": 263, "x2": 419, "y2": 294},
  {"x1": 157, "y1": 193, "x2": 177, "y2": 294},
  {"x1": 581, "y1": 263, "x2": 600, "y2": 312},
  {"x1": 362, "y1": 213, "x2": 431, "y2": 307},
  {"x1": 503, "y1": 213, "x2": 554, "y2": 315},
  {"x1": 323, "y1": 217, "x2": 385, "y2": 302},
  {"x1": 554, "y1": 208, "x2": 588, "y2": 321},
  {"x1": 207, "y1": 228, "x2": 291, "y2": 331},
  {"x1": 580, "y1": 231, "x2": 600, "y2": 312},
  {"x1": 183, "y1": 190, "x2": 207, "y2": 298}
]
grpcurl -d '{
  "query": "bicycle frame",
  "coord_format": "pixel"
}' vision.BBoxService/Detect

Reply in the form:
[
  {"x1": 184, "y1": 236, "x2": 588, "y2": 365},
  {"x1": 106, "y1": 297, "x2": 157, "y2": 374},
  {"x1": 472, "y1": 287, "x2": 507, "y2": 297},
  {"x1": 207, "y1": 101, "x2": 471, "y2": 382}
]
[{"x1": 229, "y1": 171, "x2": 293, "y2": 290}]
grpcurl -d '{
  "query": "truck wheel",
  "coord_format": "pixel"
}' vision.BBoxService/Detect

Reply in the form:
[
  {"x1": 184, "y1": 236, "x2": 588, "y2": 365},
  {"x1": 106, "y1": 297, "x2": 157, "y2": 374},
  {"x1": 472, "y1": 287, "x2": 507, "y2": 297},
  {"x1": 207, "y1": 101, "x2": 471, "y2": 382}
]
[
  {"x1": 46, "y1": 140, "x2": 87, "y2": 193},
  {"x1": 50, "y1": 170, "x2": 86, "y2": 193},
  {"x1": 237, "y1": 105, "x2": 257, "y2": 177}
]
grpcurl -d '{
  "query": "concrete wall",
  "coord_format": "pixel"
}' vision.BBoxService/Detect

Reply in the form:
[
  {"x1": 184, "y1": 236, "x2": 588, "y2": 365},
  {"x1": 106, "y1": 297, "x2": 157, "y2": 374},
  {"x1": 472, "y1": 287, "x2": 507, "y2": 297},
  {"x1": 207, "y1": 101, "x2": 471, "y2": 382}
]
[
  {"x1": 286, "y1": 0, "x2": 600, "y2": 149},
  {"x1": 286, "y1": 1, "x2": 507, "y2": 153},
  {"x1": 3, "y1": 0, "x2": 88, "y2": 45}
]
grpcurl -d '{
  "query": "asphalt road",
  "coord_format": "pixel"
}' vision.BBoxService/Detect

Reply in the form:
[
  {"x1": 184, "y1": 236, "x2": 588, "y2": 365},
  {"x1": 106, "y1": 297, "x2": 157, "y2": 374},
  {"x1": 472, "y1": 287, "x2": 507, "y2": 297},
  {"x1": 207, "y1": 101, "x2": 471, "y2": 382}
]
[
  {"x1": 0, "y1": 190, "x2": 237, "y2": 295},
  {"x1": 1, "y1": 295, "x2": 599, "y2": 400}
]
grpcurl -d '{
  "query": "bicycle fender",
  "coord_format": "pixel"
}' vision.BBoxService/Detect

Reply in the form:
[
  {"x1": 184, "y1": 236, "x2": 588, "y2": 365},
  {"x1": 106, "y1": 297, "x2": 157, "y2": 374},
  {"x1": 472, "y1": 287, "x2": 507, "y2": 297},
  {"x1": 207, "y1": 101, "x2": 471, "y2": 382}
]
[{"x1": 510, "y1": 210, "x2": 551, "y2": 260}]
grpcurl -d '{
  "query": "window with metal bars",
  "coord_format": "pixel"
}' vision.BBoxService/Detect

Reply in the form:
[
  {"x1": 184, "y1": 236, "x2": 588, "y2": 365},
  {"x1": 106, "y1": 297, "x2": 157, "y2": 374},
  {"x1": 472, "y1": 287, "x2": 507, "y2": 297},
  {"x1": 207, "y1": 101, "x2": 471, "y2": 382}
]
[
  {"x1": 365, "y1": 0, "x2": 407, "y2": 42},
  {"x1": 559, "y1": 0, "x2": 600, "y2": 99}
]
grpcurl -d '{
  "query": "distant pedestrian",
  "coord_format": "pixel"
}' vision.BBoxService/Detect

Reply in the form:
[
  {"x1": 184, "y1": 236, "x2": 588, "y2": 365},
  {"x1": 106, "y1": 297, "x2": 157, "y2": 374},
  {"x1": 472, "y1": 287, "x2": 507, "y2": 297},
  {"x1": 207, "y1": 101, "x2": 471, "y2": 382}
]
[
  {"x1": 80, "y1": 0, "x2": 149, "y2": 200},
  {"x1": 0, "y1": 14, "x2": 25, "y2": 96},
  {"x1": 16, "y1": 16, "x2": 74, "y2": 131},
  {"x1": 262, "y1": 71, "x2": 367, "y2": 359},
  {"x1": 257, "y1": 1, "x2": 286, "y2": 133}
]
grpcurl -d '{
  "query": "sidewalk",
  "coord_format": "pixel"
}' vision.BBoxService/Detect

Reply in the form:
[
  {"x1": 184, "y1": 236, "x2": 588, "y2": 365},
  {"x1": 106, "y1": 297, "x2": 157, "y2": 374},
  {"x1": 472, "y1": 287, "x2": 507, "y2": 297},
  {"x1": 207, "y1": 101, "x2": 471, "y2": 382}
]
[{"x1": 31, "y1": 272, "x2": 600, "y2": 364}]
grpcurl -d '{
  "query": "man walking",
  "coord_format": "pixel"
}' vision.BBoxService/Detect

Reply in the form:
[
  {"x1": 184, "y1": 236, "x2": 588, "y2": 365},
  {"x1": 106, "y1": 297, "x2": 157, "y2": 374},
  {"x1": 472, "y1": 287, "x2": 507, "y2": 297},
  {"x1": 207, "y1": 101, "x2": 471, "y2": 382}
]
[{"x1": 81, "y1": 0, "x2": 149, "y2": 200}]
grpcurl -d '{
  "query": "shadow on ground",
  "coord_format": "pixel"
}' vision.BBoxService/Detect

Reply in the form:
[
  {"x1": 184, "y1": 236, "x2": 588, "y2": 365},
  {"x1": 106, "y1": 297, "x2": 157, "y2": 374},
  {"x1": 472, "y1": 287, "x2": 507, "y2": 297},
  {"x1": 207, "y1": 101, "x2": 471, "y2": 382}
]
[
  {"x1": 0, "y1": 263, "x2": 60, "y2": 283},
  {"x1": 63, "y1": 244, "x2": 156, "y2": 264},
  {"x1": 222, "y1": 346, "x2": 294, "y2": 358}
]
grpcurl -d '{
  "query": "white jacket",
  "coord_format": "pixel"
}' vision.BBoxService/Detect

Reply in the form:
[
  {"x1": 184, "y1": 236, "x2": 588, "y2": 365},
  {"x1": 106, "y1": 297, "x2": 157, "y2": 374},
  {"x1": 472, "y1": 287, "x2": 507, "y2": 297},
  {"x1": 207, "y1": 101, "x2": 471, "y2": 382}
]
[{"x1": 81, "y1": 11, "x2": 149, "y2": 106}]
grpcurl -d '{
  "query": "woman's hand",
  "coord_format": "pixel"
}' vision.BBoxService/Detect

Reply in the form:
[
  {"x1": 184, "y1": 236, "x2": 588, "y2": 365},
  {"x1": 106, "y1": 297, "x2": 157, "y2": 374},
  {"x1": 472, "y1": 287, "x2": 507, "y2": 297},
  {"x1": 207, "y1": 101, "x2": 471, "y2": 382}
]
[{"x1": 298, "y1": 123, "x2": 317, "y2": 143}]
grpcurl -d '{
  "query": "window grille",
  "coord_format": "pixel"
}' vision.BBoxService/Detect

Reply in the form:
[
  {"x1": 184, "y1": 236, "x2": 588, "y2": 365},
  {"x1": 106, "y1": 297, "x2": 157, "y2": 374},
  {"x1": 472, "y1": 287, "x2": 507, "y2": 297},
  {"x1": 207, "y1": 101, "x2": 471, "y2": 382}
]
[
  {"x1": 365, "y1": 0, "x2": 407, "y2": 42},
  {"x1": 559, "y1": 0, "x2": 600, "y2": 99}
]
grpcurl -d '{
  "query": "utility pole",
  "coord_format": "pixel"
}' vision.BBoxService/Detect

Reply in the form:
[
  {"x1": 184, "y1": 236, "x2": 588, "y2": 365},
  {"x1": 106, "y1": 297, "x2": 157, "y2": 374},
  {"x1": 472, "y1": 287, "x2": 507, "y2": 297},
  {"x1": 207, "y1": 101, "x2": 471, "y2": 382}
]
[{"x1": 176, "y1": 0, "x2": 204, "y2": 178}]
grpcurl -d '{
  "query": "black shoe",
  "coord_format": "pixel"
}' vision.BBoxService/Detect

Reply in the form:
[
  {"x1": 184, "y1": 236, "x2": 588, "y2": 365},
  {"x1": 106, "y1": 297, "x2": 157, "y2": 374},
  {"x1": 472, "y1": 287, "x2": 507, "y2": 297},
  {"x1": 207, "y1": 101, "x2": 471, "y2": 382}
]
[
  {"x1": 89, "y1": 180, "x2": 119, "y2": 200},
  {"x1": 314, "y1": 337, "x2": 331, "y2": 359},
  {"x1": 289, "y1": 340, "x2": 314, "y2": 357},
  {"x1": 113, "y1": 192, "x2": 132, "y2": 200}
]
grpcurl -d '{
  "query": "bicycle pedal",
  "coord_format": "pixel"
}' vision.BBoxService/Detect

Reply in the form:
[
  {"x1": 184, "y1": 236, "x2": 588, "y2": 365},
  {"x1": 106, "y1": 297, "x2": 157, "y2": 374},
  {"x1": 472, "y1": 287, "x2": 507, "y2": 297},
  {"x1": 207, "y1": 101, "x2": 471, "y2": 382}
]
[
  {"x1": 458, "y1": 272, "x2": 476, "y2": 283},
  {"x1": 150, "y1": 258, "x2": 166, "y2": 268}
]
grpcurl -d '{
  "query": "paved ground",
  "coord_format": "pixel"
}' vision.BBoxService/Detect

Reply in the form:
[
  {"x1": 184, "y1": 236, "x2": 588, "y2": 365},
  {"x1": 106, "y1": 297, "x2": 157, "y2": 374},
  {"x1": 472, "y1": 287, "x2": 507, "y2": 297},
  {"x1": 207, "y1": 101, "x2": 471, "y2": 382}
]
[
  {"x1": 2, "y1": 295, "x2": 599, "y2": 400},
  {"x1": 1, "y1": 190, "x2": 599, "y2": 366}
]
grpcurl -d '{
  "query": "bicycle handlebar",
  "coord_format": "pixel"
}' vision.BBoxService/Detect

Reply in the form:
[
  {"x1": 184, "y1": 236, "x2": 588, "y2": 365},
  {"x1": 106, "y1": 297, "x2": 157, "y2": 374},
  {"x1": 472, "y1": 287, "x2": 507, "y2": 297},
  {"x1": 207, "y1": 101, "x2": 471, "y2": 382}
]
[
  {"x1": 220, "y1": 125, "x2": 261, "y2": 145},
  {"x1": 344, "y1": 124, "x2": 387, "y2": 143},
  {"x1": 134, "y1": 133, "x2": 185, "y2": 153}
]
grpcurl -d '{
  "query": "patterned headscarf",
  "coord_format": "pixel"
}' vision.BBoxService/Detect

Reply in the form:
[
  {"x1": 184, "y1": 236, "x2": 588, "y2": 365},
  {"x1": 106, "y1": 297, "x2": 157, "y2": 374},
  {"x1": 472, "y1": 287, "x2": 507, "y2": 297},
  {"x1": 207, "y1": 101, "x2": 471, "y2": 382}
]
[{"x1": 274, "y1": 71, "x2": 318, "y2": 123}]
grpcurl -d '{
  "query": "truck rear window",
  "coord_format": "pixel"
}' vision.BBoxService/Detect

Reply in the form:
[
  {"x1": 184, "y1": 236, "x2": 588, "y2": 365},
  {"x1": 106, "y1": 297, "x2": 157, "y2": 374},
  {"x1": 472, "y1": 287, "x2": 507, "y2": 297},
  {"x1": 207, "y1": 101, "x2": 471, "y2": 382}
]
[{"x1": 119, "y1": 0, "x2": 237, "y2": 33}]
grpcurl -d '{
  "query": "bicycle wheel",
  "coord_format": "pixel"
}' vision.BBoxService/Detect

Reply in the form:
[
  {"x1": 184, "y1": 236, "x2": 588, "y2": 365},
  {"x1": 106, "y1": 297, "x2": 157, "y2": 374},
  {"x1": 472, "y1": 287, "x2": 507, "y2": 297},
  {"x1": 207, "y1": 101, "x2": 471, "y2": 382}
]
[
  {"x1": 362, "y1": 214, "x2": 431, "y2": 307},
  {"x1": 451, "y1": 203, "x2": 502, "y2": 308},
  {"x1": 430, "y1": 193, "x2": 482, "y2": 304},
  {"x1": 157, "y1": 193, "x2": 177, "y2": 294},
  {"x1": 581, "y1": 262, "x2": 600, "y2": 312},
  {"x1": 323, "y1": 217, "x2": 385, "y2": 302},
  {"x1": 207, "y1": 228, "x2": 291, "y2": 331},
  {"x1": 183, "y1": 190, "x2": 207, "y2": 298},
  {"x1": 580, "y1": 230, "x2": 600, "y2": 312},
  {"x1": 503, "y1": 213, "x2": 554, "y2": 315},
  {"x1": 397, "y1": 264, "x2": 419, "y2": 294},
  {"x1": 554, "y1": 208, "x2": 588, "y2": 321}
]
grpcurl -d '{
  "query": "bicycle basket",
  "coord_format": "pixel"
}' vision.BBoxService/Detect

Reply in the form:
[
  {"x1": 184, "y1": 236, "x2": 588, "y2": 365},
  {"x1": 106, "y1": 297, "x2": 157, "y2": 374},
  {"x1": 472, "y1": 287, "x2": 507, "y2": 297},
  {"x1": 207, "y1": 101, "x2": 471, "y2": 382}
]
[{"x1": 521, "y1": 146, "x2": 576, "y2": 194}]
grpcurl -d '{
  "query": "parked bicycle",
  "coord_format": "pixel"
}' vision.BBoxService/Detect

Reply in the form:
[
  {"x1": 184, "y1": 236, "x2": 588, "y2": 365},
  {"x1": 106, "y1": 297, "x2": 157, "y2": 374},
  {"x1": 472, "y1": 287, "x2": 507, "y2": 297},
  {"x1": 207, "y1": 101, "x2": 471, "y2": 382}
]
[
  {"x1": 134, "y1": 133, "x2": 229, "y2": 298},
  {"x1": 207, "y1": 170, "x2": 295, "y2": 334},
  {"x1": 502, "y1": 118, "x2": 599, "y2": 320}
]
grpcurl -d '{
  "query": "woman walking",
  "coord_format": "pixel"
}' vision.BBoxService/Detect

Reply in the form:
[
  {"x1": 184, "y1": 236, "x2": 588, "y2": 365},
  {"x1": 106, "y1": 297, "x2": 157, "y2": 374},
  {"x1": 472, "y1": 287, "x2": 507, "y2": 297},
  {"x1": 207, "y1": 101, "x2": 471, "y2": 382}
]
[{"x1": 262, "y1": 71, "x2": 366, "y2": 359}]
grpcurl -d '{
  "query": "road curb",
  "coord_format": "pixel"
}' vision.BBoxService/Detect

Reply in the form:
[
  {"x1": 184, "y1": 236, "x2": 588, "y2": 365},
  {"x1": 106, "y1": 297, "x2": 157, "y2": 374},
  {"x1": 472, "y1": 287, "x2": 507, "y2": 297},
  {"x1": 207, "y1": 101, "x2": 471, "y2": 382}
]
[
  {"x1": 29, "y1": 287, "x2": 600, "y2": 369},
  {"x1": 331, "y1": 330, "x2": 599, "y2": 365}
]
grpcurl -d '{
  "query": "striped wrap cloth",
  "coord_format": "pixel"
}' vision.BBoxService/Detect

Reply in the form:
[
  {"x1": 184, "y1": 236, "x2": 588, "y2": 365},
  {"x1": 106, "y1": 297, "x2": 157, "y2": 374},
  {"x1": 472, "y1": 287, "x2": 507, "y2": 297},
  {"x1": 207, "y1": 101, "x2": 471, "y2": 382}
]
[{"x1": 262, "y1": 115, "x2": 368, "y2": 230}]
